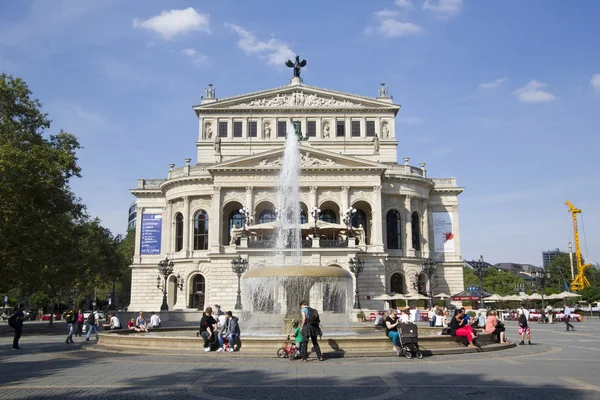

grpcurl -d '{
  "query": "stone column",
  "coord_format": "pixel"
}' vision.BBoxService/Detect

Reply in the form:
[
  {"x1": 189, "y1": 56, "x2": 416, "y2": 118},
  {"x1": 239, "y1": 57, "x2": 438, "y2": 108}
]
[
  {"x1": 372, "y1": 186, "x2": 384, "y2": 249},
  {"x1": 309, "y1": 186, "x2": 318, "y2": 222},
  {"x1": 404, "y1": 195, "x2": 415, "y2": 257},
  {"x1": 182, "y1": 196, "x2": 190, "y2": 256},
  {"x1": 210, "y1": 187, "x2": 222, "y2": 250},
  {"x1": 422, "y1": 201, "x2": 430, "y2": 258},
  {"x1": 341, "y1": 186, "x2": 349, "y2": 217},
  {"x1": 246, "y1": 186, "x2": 254, "y2": 215}
]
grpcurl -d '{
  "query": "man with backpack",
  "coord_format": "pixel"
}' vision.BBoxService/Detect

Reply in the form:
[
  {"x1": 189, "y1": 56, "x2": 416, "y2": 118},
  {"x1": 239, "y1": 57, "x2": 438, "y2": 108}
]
[
  {"x1": 299, "y1": 300, "x2": 323, "y2": 362},
  {"x1": 85, "y1": 308, "x2": 100, "y2": 341},
  {"x1": 62, "y1": 307, "x2": 76, "y2": 344},
  {"x1": 8, "y1": 304, "x2": 25, "y2": 350}
]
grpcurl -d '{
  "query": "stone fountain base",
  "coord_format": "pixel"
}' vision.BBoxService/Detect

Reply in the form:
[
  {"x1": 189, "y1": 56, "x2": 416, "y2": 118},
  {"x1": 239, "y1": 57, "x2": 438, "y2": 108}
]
[{"x1": 89, "y1": 328, "x2": 515, "y2": 358}]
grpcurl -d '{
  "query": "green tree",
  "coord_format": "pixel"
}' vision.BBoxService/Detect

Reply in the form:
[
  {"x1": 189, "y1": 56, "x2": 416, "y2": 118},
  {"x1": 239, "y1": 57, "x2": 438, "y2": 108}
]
[
  {"x1": 0, "y1": 74, "x2": 83, "y2": 294},
  {"x1": 547, "y1": 253, "x2": 575, "y2": 292}
]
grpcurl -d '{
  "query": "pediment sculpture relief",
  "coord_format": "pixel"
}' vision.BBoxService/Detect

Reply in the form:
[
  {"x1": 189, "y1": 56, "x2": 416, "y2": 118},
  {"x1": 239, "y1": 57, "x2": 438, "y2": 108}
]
[
  {"x1": 258, "y1": 152, "x2": 336, "y2": 168},
  {"x1": 232, "y1": 92, "x2": 365, "y2": 108}
]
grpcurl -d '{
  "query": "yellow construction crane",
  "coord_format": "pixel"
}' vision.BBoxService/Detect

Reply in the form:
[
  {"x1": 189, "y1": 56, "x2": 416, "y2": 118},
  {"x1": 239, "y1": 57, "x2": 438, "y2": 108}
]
[{"x1": 565, "y1": 201, "x2": 592, "y2": 291}]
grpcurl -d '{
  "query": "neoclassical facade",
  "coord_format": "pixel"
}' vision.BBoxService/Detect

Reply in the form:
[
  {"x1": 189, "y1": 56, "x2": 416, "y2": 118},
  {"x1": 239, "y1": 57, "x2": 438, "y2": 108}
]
[{"x1": 128, "y1": 78, "x2": 465, "y2": 314}]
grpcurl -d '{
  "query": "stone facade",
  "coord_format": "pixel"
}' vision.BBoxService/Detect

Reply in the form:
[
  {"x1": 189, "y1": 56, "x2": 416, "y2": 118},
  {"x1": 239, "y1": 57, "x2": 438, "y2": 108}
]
[{"x1": 128, "y1": 79, "x2": 465, "y2": 313}]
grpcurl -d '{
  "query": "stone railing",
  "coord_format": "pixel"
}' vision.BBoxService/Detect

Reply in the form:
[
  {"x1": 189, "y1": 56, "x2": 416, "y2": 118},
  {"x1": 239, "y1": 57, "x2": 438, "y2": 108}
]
[
  {"x1": 136, "y1": 178, "x2": 165, "y2": 190},
  {"x1": 383, "y1": 163, "x2": 426, "y2": 177},
  {"x1": 169, "y1": 165, "x2": 209, "y2": 179},
  {"x1": 320, "y1": 238, "x2": 348, "y2": 248},
  {"x1": 431, "y1": 178, "x2": 457, "y2": 187}
]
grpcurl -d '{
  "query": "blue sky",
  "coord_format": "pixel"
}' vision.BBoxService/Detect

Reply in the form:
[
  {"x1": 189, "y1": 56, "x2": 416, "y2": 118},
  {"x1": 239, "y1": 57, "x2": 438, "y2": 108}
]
[{"x1": 1, "y1": 0, "x2": 599, "y2": 267}]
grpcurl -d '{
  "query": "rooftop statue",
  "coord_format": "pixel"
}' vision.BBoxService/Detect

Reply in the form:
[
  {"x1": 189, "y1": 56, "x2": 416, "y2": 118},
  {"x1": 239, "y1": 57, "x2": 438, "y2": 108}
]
[{"x1": 285, "y1": 56, "x2": 307, "y2": 79}]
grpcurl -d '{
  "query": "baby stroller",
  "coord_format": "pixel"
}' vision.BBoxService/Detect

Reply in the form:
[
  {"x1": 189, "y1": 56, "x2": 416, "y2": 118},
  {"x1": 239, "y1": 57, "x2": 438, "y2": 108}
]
[{"x1": 399, "y1": 323, "x2": 423, "y2": 359}]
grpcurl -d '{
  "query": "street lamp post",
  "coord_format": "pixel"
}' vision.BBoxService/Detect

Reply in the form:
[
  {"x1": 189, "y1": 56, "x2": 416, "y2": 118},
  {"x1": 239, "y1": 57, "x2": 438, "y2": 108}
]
[
  {"x1": 157, "y1": 257, "x2": 184, "y2": 312},
  {"x1": 421, "y1": 258, "x2": 438, "y2": 308},
  {"x1": 343, "y1": 207, "x2": 357, "y2": 237},
  {"x1": 531, "y1": 269, "x2": 551, "y2": 309},
  {"x1": 231, "y1": 255, "x2": 248, "y2": 310},
  {"x1": 310, "y1": 207, "x2": 321, "y2": 238},
  {"x1": 348, "y1": 256, "x2": 364, "y2": 309},
  {"x1": 473, "y1": 255, "x2": 489, "y2": 309},
  {"x1": 239, "y1": 207, "x2": 253, "y2": 238}
]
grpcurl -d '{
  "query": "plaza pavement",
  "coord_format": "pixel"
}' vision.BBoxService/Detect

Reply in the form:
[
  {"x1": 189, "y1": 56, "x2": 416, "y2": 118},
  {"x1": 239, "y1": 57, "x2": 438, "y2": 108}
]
[{"x1": 1, "y1": 318, "x2": 599, "y2": 400}]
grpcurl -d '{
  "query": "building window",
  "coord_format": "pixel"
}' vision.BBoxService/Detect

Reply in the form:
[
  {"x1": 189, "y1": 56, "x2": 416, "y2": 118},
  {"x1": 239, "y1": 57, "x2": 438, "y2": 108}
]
[
  {"x1": 300, "y1": 211, "x2": 307, "y2": 224},
  {"x1": 386, "y1": 210, "x2": 402, "y2": 249},
  {"x1": 352, "y1": 209, "x2": 368, "y2": 242},
  {"x1": 277, "y1": 121, "x2": 287, "y2": 137},
  {"x1": 259, "y1": 209, "x2": 276, "y2": 224},
  {"x1": 366, "y1": 120, "x2": 376, "y2": 137},
  {"x1": 193, "y1": 210, "x2": 209, "y2": 250},
  {"x1": 390, "y1": 273, "x2": 404, "y2": 294},
  {"x1": 319, "y1": 209, "x2": 337, "y2": 224},
  {"x1": 411, "y1": 212, "x2": 421, "y2": 251},
  {"x1": 175, "y1": 213, "x2": 183, "y2": 252},
  {"x1": 351, "y1": 120, "x2": 361, "y2": 137},
  {"x1": 307, "y1": 121, "x2": 316, "y2": 137},
  {"x1": 218, "y1": 121, "x2": 228, "y2": 137},
  {"x1": 229, "y1": 210, "x2": 244, "y2": 245},
  {"x1": 189, "y1": 274, "x2": 205, "y2": 310},
  {"x1": 336, "y1": 120, "x2": 345, "y2": 137},
  {"x1": 248, "y1": 121, "x2": 257, "y2": 138},
  {"x1": 233, "y1": 121, "x2": 243, "y2": 138}
]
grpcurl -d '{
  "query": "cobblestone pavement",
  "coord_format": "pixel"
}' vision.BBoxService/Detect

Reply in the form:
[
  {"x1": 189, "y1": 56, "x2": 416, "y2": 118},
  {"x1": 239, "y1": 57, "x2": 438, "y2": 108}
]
[{"x1": 1, "y1": 319, "x2": 600, "y2": 399}]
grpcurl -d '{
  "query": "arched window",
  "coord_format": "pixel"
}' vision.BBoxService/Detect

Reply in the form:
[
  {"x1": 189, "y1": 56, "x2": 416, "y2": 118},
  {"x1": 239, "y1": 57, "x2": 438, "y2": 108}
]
[
  {"x1": 193, "y1": 210, "x2": 209, "y2": 250},
  {"x1": 386, "y1": 210, "x2": 402, "y2": 249},
  {"x1": 352, "y1": 209, "x2": 368, "y2": 239},
  {"x1": 319, "y1": 209, "x2": 337, "y2": 224},
  {"x1": 390, "y1": 273, "x2": 404, "y2": 294},
  {"x1": 189, "y1": 274, "x2": 205, "y2": 309},
  {"x1": 259, "y1": 209, "x2": 276, "y2": 224},
  {"x1": 411, "y1": 212, "x2": 421, "y2": 251},
  {"x1": 300, "y1": 211, "x2": 307, "y2": 224},
  {"x1": 175, "y1": 213, "x2": 184, "y2": 252}
]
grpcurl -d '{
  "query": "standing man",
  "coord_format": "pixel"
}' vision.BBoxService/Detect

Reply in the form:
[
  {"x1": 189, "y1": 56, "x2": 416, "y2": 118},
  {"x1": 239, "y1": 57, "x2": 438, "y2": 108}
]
[
  {"x1": 299, "y1": 301, "x2": 323, "y2": 362},
  {"x1": 564, "y1": 304, "x2": 575, "y2": 331},
  {"x1": 85, "y1": 308, "x2": 99, "y2": 341},
  {"x1": 62, "y1": 307, "x2": 76, "y2": 344},
  {"x1": 9, "y1": 304, "x2": 25, "y2": 350}
]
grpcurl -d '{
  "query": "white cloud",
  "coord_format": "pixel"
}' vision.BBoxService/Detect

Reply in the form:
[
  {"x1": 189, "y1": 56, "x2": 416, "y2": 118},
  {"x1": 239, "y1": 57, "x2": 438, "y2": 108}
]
[
  {"x1": 365, "y1": 9, "x2": 423, "y2": 38},
  {"x1": 181, "y1": 48, "x2": 209, "y2": 65},
  {"x1": 514, "y1": 80, "x2": 557, "y2": 103},
  {"x1": 133, "y1": 8, "x2": 210, "y2": 40},
  {"x1": 225, "y1": 23, "x2": 295, "y2": 66},
  {"x1": 478, "y1": 77, "x2": 507, "y2": 89},
  {"x1": 374, "y1": 9, "x2": 399, "y2": 19},
  {"x1": 423, "y1": 0, "x2": 463, "y2": 19},
  {"x1": 395, "y1": 0, "x2": 413, "y2": 8},
  {"x1": 591, "y1": 73, "x2": 600, "y2": 91}
]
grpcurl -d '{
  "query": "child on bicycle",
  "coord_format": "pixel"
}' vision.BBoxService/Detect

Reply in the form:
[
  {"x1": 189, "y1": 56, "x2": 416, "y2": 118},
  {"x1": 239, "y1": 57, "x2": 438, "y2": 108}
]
[{"x1": 291, "y1": 319, "x2": 303, "y2": 358}]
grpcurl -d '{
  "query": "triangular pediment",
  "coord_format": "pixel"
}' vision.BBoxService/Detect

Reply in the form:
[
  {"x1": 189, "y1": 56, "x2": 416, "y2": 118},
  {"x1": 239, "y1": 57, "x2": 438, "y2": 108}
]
[
  {"x1": 207, "y1": 145, "x2": 388, "y2": 172},
  {"x1": 194, "y1": 84, "x2": 400, "y2": 112}
]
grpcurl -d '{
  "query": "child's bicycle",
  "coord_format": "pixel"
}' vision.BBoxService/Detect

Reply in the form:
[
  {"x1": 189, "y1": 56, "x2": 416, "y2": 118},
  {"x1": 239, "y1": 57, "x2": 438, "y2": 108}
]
[{"x1": 276, "y1": 336, "x2": 300, "y2": 360}]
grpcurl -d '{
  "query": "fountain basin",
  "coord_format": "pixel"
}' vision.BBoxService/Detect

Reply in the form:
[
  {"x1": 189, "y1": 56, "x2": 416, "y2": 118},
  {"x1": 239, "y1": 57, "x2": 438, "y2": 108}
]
[{"x1": 91, "y1": 328, "x2": 515, "y2": 357}]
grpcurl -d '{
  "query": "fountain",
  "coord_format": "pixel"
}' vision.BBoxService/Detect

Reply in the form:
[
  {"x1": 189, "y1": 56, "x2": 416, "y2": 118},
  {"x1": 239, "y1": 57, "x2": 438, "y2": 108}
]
[{"x1": 240, "y1": 121, "x2": 353, "y2": 333}]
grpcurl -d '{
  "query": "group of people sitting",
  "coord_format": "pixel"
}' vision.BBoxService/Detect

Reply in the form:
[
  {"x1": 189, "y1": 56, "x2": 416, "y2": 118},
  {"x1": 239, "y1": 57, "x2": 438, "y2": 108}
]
[
  {"x1": 199, "y1": 305, "x2": 241, "y2": 352},
  {"x1": 127, "y1": 311, "x2": 162, "y2": 332}
]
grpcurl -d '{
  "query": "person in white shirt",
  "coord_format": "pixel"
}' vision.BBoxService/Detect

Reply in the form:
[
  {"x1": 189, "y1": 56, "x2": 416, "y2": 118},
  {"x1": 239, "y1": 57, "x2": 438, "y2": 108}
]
[
  {"x1": 103, "y1": 313, "x2": 121, "y2": 330},
  {"x1": 149, "y1": 312, "x2": 161, "y2": 328},
  {"x1": 428, "y1": 307, "x2": 436, "y2": 327},
  {"x1": 218, "y1": 313, "x2": 227, "y2": 329},
  {"x1": 400, "y1": 309, "x2": 410, "y2": 324},
  {"x1": 563, "y1": 304, "x2": 575, "y2": 331},
  {"x1": 518, "y1": 304, "x2": 530, "y2": 321}
]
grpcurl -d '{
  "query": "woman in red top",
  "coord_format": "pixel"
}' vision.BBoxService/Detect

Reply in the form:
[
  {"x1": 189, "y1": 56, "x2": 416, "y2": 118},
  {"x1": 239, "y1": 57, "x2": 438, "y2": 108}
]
[{"x1": 75, "y1": 309, "x2": 84, "y2": 337}]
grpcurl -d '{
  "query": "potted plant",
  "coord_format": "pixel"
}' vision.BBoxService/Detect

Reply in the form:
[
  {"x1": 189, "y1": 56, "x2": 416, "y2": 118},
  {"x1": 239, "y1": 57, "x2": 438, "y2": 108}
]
[{"x1": 356, "y1": 311, "x2": 365, "y2": 322}]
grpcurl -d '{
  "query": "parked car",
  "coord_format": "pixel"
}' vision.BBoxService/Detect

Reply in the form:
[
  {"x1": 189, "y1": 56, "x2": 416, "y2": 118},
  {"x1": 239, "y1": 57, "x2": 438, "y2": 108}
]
[{"x1": 41, "y1": 313, "x2": 61, "y2": 321}]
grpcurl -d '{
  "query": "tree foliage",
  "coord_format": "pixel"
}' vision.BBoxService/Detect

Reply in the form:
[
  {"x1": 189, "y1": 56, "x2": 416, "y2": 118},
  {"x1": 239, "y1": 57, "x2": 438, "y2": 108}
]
[
  {"x1": 463, "y1": 267, "x2": 526, "y2": 296},
  {"x1": 0, "y1": 74, "x2": 134, "y2": 311}
]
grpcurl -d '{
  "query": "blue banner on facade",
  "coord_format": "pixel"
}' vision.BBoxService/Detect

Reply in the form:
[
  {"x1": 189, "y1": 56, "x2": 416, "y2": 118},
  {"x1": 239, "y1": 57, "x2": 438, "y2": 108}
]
[{"x1": 140, "y1": 214, "x2": 162, "y2": 254}]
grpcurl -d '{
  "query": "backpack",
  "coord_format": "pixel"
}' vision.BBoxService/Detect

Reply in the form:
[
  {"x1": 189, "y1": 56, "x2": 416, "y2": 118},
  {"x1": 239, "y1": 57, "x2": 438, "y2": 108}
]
[
  {"x1": 8, "y1": 313, "x2": 16, "y2": 328},
  {"x1": 87, "y1": 312, "x2": 96, "y2": 325},
  {"x1": 307, "y1": 307, "x2": 320, "y2": 325},
  {"x1": 65, "y1": 312, "x2": 74, "y2": 323}
]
